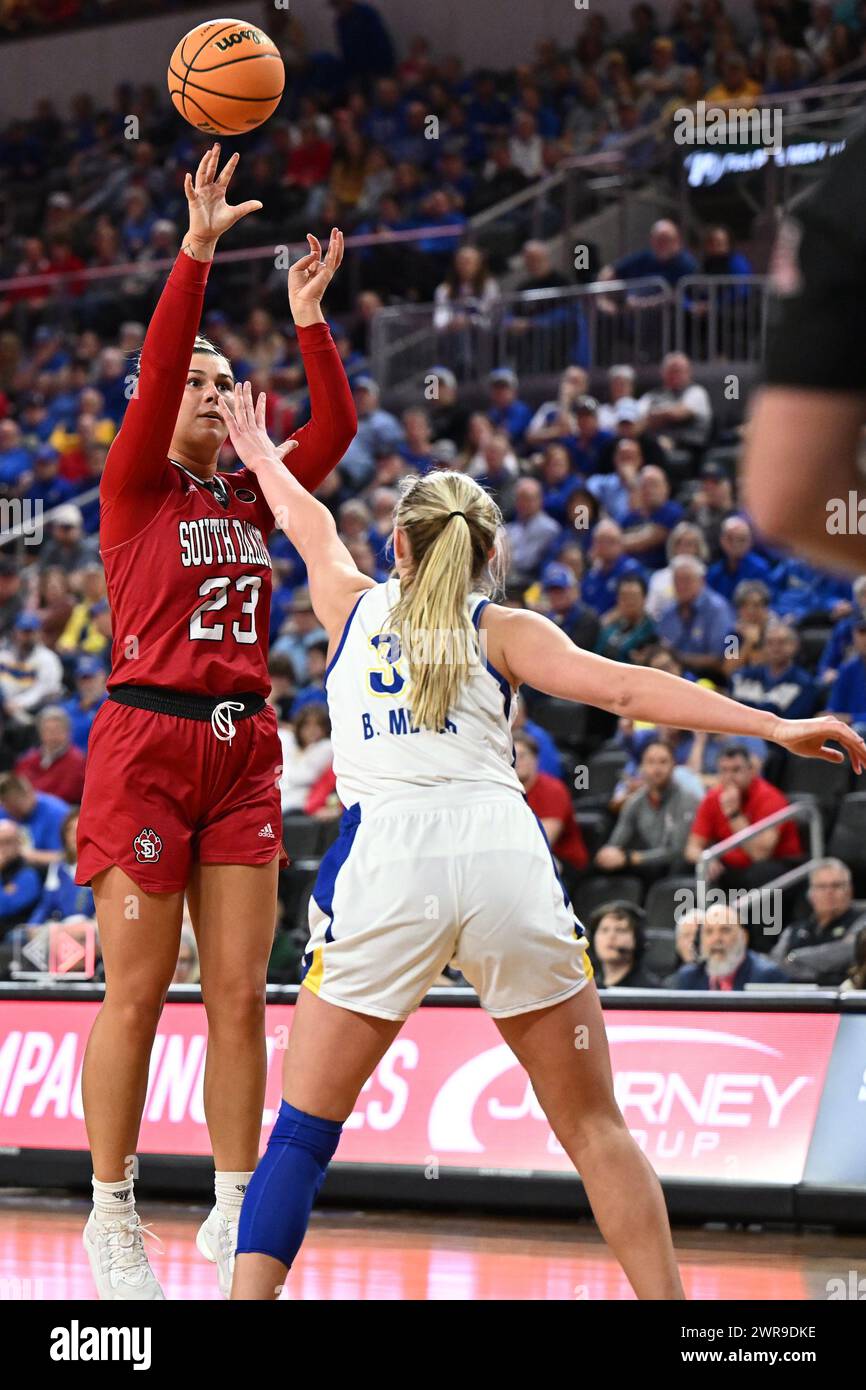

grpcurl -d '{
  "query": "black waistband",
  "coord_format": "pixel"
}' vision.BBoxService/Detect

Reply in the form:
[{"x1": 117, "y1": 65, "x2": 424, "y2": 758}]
[{"x1": 108, "y1": 684, "x2": 266, "y2": 721}]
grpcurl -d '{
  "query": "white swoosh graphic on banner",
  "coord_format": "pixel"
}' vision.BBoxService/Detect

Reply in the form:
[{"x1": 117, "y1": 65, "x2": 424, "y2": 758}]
[{"x1": 428, "y1": 1029, "x2": 782, "y2": 1152}]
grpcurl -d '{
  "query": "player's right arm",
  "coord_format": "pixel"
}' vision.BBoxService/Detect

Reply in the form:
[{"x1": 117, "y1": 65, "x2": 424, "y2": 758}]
[
  {"x1": 486, "y1": 604, "x2": 866, "y2": 770},
  {"x1": 217, "y1": 380, "x2": 373, "y2": 635},
  {"x1": 101, "y1": 146, "x2": 262, "y2": 524}
]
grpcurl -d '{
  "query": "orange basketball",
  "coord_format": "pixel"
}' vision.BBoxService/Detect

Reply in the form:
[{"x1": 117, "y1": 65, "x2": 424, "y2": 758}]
[{"x1": 168, "y1": 18, "x2": 285, "y2": 135}]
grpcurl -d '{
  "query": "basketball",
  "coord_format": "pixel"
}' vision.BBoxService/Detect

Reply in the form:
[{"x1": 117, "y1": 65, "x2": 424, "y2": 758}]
[{"x1": 168, "y1": 18, "x2": 285, "y2": 135}]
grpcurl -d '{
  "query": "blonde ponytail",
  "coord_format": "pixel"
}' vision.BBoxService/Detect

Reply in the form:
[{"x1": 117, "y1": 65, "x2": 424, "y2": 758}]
[{"x1": 388, "y1": 471, "x2": 503, "y2": 731}]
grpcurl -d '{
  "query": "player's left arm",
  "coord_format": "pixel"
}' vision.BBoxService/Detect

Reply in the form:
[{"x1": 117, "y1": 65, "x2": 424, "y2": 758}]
[
  {"x1": 265, "y1": 230, "x2": 357, "y2": 495},
  {"x1": 488, "y1": 605, "x2": 866, "y2": 769},
  {"x1": 218, "y1": 381, "x2": 372, "y2": 635}
]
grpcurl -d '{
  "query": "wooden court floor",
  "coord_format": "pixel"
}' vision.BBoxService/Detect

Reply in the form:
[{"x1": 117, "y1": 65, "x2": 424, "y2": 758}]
[{"x1": 1, "y1": 1191, "x2": 863, "y2": 1300}]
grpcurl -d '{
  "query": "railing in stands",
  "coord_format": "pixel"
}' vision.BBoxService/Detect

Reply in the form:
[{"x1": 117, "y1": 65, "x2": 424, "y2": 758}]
[
  {"x1": 370, "y1": 274, "x2": 770, "y2": 390},
  {"x1": 695, "y1": 800, "x2": 825, "y2": 936},
  {"x1": 675, "y1": 276, "x2": 771, "y2": 364}
]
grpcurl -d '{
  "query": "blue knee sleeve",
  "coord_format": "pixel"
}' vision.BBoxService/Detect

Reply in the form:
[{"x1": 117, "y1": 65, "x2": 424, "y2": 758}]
[{"x1": 237, "y1": 1100, "x2": 342, "y2": 1267}]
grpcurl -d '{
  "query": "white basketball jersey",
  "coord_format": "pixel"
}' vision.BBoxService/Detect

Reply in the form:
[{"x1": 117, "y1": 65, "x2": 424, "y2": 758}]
[{"x1": 325, "y1": 578, "x2": 522, "y2": 808}]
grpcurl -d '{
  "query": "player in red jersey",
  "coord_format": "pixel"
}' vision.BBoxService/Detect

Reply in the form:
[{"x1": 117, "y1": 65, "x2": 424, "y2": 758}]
[{"x1": 76, "y1": 145, "x2": 355, "y2": 1300}]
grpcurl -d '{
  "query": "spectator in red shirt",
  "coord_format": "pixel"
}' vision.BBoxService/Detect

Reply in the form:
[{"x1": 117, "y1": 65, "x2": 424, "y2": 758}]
[
  {"x1": 14, "y1": 706, "x2": 86, "y2": 804},
  {"x1": 6, "y1": 237, "x2": 51, "y2": 311},
  {"x1": 304, "y1": 766, "x2": 341, "y2": 819},
  {"x1": 45, "y1": 238, "x2": 86, "y2": 298},
  {"x1": 515, "y1": 732, "x2": 588, "y2": 886},
  {"x1": 285, "y1": 119, "x2": 334, "y2": 192},
  {"x1": 685, "y1": 742, "x2": 803, "y2": 944}
]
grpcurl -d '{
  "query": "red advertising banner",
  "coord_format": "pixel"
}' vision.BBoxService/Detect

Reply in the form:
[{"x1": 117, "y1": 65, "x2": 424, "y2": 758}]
[{"x1": 0, "y1": 1001, "x2": 838, "y2": 1183}]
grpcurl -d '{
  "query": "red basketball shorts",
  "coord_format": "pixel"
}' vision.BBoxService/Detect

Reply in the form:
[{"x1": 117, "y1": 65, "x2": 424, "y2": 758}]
[{"x1": 76, "y1": 699, "x2": 287, "y2": 893}]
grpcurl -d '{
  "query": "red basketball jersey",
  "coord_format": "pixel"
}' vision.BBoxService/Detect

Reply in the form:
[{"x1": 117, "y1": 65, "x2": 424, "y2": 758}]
[
  {"x1": 103, "y1": 463, "x2": 280, "y2": 696},
  {"x1": 99, "y1": 250, "x2": 355, "y2": 698}
]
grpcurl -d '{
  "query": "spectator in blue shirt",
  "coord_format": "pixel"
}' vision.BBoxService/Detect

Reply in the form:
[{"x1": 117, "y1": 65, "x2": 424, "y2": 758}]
[
  {"x1": 538, "y1": 562, "x2": 600, "y2": 652},
  {"x1": 600, "y1": 219, "x2": 698, "y2": 290},
  {"x1": 394, "y1": 106, "x2": 442, "y2": 169},
  {"x1": 699, "y1": 224, "x2": 754, "y2": 279},
  {"x1": 363, "y1": 77, "x2": 403, "y2": 145},
  {"x1": 0, "y1": 772, "x2": 67, "y2": 868},
  {"x1": 657, "y1": 555, "x2": 736, "y2": 681},
  {"x1": 569, "y1": 396, "x2": 616, "y2": 474},
  {"x1": 486, "y1": 368, "x2": 533, "y2": 446},
  {"x1": 289, "y1": 639, "x2": 329, "y2": 718},
  {"x1": 622, "y1": 465, "x2": 685, "y2": 570},
  {"x1": 338, "y1": 377, "x2": 404, "y2": 488},
  {"x1": 0, "y1": 419, "x2": 34, "y2": 487},
  {"x1": 730, "y1": 621, "x2": 818, "y2": 722},
  {"x1": 539, "y1": 443, "x2": 582, "y2": 526},
  {"x1": 332, "y1": 0, "x2": 396, "y2": 83},
  {"x1": 398, "y1": 408, "x2": 436, "y2": 473},
  {"x1": 817, "y1": 575, "x2": 866, "y2": 686},
  {"x1": 61, "y1": 656, "x2": 108, "y2": 752},
  {"x1": 413, "y1": 190, "x2": 467, "y2": 254},
  {"x1": 0, "y1": 819, "x2": 42, "y2": 937},
  {"x1": 582, "y1": 518, "x2": 647, "y2": 615},
  {"x1": 706, "y1": 516, "x2": 772, "y2": 602},
  {"x1": 770, "y1": 556, "x2": 852, "y2": 624},
  {"x1": 28, "y1": 808, "x2": 95, "y2": 923},
  {"x1": 587, "y1": 437, "x2": 641, "y2": 525},
  {"x1": 18, "y1": 390, "x2": 55, "y2": 446},
  {"x1": 828, "y1": 620, "x2": 866, "y2": 727},
  {"x1": 512, "y1": 704, "x2": 564, "y2": 780},
  {"x1": 22, "y1": 446, "x2": 78, "y2": 513},
  {"x1": 465, "y1": 71, "x2": 513, "y2": 136},
  {"x1": 271, "y1": 588, "x2": 326, "y2": 685}
]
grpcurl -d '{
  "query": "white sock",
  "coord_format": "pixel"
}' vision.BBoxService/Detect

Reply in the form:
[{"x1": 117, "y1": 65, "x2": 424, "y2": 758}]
[
  {"x1": 214, "y1": 1170, "x2": 253, "y2": 1218},
  {"x1": 92, "y1": 1175, "x2": 136, "y2": 1224}
]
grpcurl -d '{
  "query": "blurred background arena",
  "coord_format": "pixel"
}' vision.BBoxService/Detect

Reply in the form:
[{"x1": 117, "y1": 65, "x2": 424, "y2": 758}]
[{"x1": 1, "y1": 0, "x2": 866, "y2": 1301}]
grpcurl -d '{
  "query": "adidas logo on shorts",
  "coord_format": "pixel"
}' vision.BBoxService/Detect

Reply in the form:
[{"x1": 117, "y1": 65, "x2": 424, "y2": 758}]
[{"x1": 257, "y1": 823, "x2": 275, "y2": 838}]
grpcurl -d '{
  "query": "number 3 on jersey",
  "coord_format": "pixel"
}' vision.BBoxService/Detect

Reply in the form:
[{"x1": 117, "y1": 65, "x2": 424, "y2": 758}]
[
  {"x1": 368, "y1": 631, "x2": 405, "y2": 696},
  {"x1": 190, "y1": 574, "x2": 261, "y2": 645}
]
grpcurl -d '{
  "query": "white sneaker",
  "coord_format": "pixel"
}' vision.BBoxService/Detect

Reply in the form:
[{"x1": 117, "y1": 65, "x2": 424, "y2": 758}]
[
  {"x1": 196, "y1": 1205, "x2": 239, "y2": 1298},
  {"x1": 83, "y1": 1211, "x2": 165, "y2": 1300}
]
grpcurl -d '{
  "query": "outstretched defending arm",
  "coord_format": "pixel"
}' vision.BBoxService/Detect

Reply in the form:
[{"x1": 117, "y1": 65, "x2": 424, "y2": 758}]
[
  {"x1": 494, "y1": 606, "x2": 866, "y2": 770},
  {"x1": 218, "y1": 381, "x2": 372, "y2": 635}
]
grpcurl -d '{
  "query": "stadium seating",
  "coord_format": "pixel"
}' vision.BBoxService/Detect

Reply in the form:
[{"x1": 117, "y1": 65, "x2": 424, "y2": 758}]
[
  {"x1": 573, "y1": 875, "x2": 644, "y2": 924},
  {"x1": 643, "y1": 929, "x2": 679, "y2": 981},
  {"x1": 828, "y1": 794, "x2": 866, "y2": 893},
  {"x1": 644, "y1": 876, "x2": 698, "y2": 936}
]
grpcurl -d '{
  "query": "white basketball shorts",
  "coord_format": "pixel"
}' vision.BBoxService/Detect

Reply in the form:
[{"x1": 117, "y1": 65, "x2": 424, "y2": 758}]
[{"x1": 300, "y1": 786, "x2": 593, "y2": 1021}]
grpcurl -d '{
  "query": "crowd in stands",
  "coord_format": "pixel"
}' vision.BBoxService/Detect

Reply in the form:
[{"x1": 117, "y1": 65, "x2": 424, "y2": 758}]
[
  {"x1": 2, "y1": 0, "x2": 865, "y2": 345},
  {"x1": 2, "y1": 3, "x2": 866, "y2": 991}
]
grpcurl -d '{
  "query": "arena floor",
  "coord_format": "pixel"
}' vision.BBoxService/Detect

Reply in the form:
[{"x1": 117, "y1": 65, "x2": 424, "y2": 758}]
[{"x1": 0, "y1": 1192, "x2": 861, "y2": 1300}]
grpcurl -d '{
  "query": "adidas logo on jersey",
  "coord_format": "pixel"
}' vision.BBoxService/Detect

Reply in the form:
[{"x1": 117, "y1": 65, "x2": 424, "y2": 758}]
[{"x1": 257, "y1": 823, "x2": 275, "y2": 838}]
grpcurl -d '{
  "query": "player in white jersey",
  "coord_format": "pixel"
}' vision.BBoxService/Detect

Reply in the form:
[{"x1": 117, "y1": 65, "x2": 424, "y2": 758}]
[{"x1": 217, "y1": 381, "x2": 865, "y2": 1301}]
